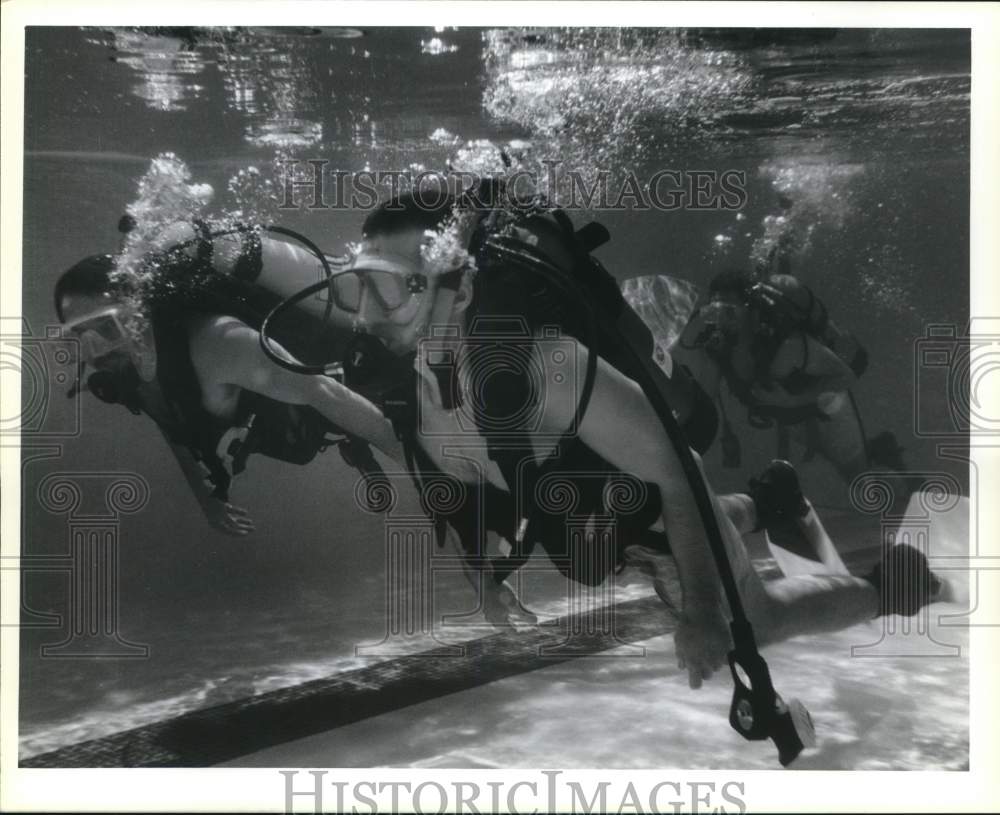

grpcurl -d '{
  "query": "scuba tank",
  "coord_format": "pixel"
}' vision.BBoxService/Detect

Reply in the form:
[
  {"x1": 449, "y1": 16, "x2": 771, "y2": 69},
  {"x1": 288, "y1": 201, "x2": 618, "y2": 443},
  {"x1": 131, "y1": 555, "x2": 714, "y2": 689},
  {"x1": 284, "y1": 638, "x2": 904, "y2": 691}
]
[{"x1": 124, "y1": 217, "x2": 362, "y2": 376}]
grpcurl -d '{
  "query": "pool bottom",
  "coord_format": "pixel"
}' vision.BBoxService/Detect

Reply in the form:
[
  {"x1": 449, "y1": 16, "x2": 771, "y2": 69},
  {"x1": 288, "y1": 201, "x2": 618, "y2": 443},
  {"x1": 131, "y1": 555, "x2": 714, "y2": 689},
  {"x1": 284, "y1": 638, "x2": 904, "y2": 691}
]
[{"x1": 220, "y1": 614, "x2": 969, "y2": 771}]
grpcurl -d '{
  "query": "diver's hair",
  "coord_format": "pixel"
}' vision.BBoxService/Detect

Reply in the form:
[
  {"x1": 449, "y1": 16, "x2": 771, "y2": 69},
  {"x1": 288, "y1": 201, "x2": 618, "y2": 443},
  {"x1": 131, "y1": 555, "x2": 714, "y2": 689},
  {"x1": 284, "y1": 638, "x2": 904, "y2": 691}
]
[
  {"x1": 708, "y1": 268, "x2": 755, "y2": 299},
  {"x1": 362, "y1": 191, "x2": 458, "y2": 239},
  {"x1": 54, "y1": 254, "x2": 117, "y2": 322}
]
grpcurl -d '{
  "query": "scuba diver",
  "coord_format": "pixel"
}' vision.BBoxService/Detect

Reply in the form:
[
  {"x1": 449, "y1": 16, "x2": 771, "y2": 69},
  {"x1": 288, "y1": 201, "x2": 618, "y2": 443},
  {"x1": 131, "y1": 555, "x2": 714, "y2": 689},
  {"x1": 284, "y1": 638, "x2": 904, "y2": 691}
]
[
  {"x1": 56, "y1": 217, "x2": 402, "y2": 536},
  {"x1": 276, "y1": 187, "x2": 950, "y2": 699},
  {"x1": 675, "y1": 267, "x2": 909, "y2": 490}
]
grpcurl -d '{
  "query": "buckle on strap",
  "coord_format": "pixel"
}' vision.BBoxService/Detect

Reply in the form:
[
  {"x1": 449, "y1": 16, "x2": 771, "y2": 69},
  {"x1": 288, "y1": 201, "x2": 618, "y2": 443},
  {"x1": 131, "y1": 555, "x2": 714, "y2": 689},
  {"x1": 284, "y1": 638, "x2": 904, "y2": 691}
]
[{"x1": 216, "y1": 413, "x2": 257, "y2": 478}]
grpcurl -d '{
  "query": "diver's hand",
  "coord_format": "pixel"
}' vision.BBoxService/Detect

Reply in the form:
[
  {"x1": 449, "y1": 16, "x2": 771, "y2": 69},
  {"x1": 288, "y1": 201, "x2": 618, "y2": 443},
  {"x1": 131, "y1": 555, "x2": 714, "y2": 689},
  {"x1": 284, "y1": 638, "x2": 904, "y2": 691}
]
[
  {"x1": 201, "y1": 497, "x2": 256, "y2": 537},
  {"x1": 483, "y1": 577, "x2": 539, "y2": 629},
  {"x1": 674, "y1": 604, "x2": 731, "y2": 689}
]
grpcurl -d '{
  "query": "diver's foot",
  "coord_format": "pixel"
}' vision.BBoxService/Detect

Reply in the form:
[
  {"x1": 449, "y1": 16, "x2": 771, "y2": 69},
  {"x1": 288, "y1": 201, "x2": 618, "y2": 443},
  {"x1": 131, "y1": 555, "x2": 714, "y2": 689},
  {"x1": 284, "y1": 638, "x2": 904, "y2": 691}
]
[
  {"x1": 864, "y1": 543, "x2": 945, "y2": 616},
  {"x1": 623, "y1": 544, "x2": 679, "y2": 610},
  {"x1": 749, "y1": 460, "x2": 809, "y2": 533}
]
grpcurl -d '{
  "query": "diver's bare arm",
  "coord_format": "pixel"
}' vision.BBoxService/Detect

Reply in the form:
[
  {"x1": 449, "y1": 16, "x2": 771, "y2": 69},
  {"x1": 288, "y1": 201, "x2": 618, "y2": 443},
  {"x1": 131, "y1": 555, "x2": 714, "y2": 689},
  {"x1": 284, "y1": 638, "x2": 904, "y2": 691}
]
[{"x1": 189, "y1": 316, "x2": 403, "y2": 462}]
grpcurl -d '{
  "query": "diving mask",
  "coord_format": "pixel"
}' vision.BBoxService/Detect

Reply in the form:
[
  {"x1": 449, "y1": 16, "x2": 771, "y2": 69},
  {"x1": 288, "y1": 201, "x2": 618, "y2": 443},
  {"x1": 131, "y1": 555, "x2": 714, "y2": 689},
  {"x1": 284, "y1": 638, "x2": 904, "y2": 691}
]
[
  {"x1": 332, "y1": 257, "x2": 430, "y2": 314},
  {"x1": 64, "y1": 305, "x2": 157, "y2": 383},
  {"x1": 335, "y1": 230, "x2": 470, "y2": 317}
]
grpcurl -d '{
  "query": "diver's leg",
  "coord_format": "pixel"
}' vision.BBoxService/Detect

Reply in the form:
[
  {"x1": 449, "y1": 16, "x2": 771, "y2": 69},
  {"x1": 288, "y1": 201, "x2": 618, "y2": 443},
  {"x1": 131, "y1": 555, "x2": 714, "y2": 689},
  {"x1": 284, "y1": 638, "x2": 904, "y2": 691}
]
[
  {"x1": 816, "y1": 391, "x2": 871, "y2": 485},
  {"x1": 865, "y1": 430, "x2": 926, "y2": 510},
  {"x1": 647, "y1": 454, "x2": 941, "y2": 646},
  {"x1": 776, "y1": 422, "x2": 792, "y2": 462},
  {"x1": 721, "y1": 500, "x2": 947, "y2": 645},
  {"x1": 633, "y1": 494, "x2": 759, "y2": 605},
  {"x1": 717, "y1": 503, "x2": 880, "y2": 646},
  {"x1": 719, "y1": 486, "x2": 849, "y2": 575},
  {"x1": 639, "y1": 461, "x2": 941, "y2": 650},
  {"x1": 717, "y1": 493, "x2": 757, "y2": 535},
  {"x1": 749, "y1": 460, "x2": 852, "y2": 575},
  {"x1": 819, "y1": 397, "x2": 925, "y2": 514},
  {"x1": 662, "y1": 450, "x2": 880, "y2": 644},
  {"x1": 704, "y1": 461, "x2": 940, "y2": 644},
  {"x1": 796, "y1": 499, "x2": 850, "y2": 575}
]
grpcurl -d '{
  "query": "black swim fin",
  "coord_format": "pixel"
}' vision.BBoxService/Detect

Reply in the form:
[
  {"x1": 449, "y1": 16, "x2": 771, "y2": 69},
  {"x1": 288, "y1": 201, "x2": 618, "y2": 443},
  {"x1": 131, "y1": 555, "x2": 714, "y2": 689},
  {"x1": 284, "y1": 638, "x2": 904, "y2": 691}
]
[{"x1": 750, "y1": 460, "x2": 843, "y2": 576}]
